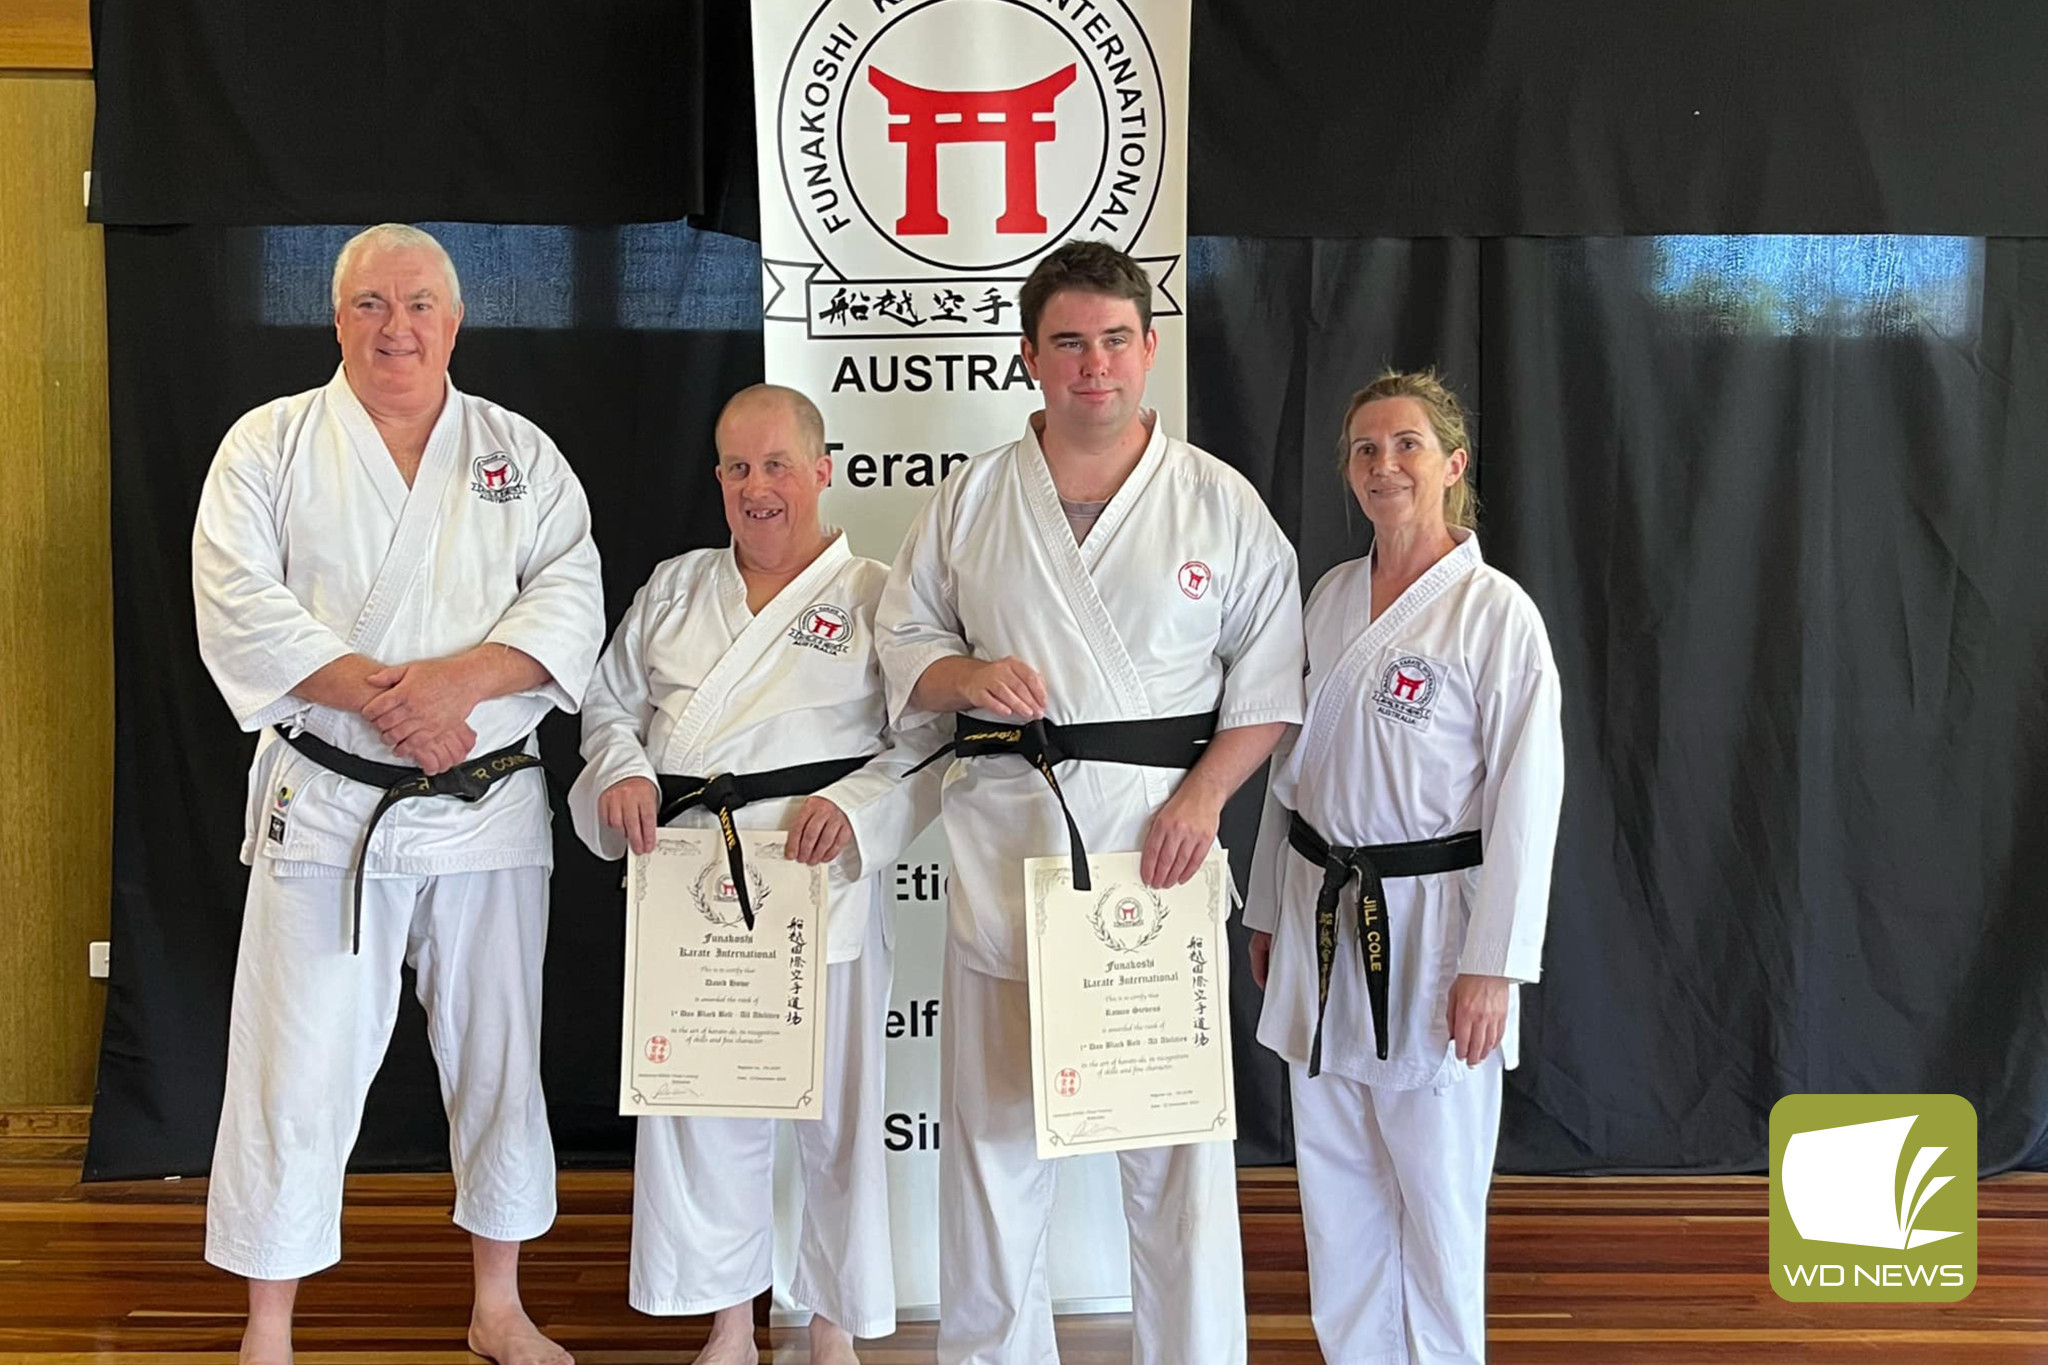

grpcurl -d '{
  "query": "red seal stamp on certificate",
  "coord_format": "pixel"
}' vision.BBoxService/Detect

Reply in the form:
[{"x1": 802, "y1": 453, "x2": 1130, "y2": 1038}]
[
  {"x1": 1055, "y1": 1067, "x2": 1080, "y2": 1097},
  {"x1": 644, "y1": 1035, "x2": 671, "y2": 1064}
]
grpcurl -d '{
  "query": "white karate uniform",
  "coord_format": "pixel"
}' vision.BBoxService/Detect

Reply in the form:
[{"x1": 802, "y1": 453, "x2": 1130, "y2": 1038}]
[
  {"x1": 1246, "y1": 531, "x2": 1563, "y2": 1365},
  {"x1": 876, "y1": 414, "x2": 1306, "y2": 1365},
  {"x1": 571, "y1": 534, "x2": 943, "y2": 1336},
  {"x1": 192, "y1": 368, "x2": 604, "y2": 1281}
]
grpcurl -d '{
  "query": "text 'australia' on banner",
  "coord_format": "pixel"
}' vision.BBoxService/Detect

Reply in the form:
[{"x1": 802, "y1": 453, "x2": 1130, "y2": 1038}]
[{"x1": 752, "y1": 0, "x2": 1190, "y2": 1317}]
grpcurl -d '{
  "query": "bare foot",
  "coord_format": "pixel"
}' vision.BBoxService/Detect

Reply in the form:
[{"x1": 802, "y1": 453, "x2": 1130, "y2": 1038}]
[
  {"x1": 468, "y1": 1302, "x2": 574, "y2": 1365},
  {"x1": 690, "y1": 1301, "x2": 760, "y2": 1365},
  {"x1": 808, "y1": 1314, "x2": 860, "y2": 1365}
]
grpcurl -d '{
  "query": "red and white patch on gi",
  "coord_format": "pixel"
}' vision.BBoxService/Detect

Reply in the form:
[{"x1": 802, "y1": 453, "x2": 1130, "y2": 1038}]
[
  {"x1": 470, "y1": 451, "x2": 527, "y2": 503},
  {"x1": 1177, "y1": 560, "x2": 1213, "y2": 599},
  {"x1": 1372, "y1": 654, "x2": 1445, "y2": 731},
  {"x1": 789, "y1": 602, "x2": 855, "y2": 656}
]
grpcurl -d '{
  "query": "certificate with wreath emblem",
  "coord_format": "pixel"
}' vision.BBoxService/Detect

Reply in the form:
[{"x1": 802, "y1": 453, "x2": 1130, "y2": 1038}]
[
  {"x1": 621, "y1": 827, "x2": 828, "y2": 1120},
  {"x1": 1022, "y1": 849, "x2": 1236, "y2": 1158}
]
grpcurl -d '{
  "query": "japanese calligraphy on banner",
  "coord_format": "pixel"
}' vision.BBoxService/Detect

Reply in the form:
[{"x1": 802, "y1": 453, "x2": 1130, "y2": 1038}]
[
  {"x1": 753, "y1": 0, "x2": 1189, "y2": 555},
  {"x1": 752, "y1": 0, "x2": 1191, "y2": 1321}
]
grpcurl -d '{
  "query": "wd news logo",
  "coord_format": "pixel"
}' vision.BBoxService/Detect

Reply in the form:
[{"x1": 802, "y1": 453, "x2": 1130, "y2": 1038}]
[{"x1": 1769, "y1": 1094, "x2": 1977, "y2": 1302}]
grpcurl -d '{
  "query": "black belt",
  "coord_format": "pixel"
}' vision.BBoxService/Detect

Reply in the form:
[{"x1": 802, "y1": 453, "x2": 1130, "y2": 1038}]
[
  {"x1": 656, "y1": 755, "x2": 873, "y2": 931},
  {"x1": 909, "y1": 712, "x2": 1217, "y2": 891},
  {"x1": 276, "y1": 727, "x2": 546, "y2": 955},
  {"x1": 1286, "y1": 810, "x2": 1483, "y2": 1075}
]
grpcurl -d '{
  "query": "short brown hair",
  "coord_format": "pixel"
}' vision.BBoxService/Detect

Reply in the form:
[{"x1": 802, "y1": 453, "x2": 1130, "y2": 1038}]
[
  {"x1": 1018, "y1": 240, "x2": 1153, "y2": 346},
  {"x1": 1337, "y1": 369, "x2": 1477, "y2": 530}
]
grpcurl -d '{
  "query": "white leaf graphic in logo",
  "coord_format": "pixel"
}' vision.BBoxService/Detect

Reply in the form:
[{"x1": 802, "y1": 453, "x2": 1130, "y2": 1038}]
[{"x1": 1782, "y1": 1115, "x2": 1960, "y2": 1250}]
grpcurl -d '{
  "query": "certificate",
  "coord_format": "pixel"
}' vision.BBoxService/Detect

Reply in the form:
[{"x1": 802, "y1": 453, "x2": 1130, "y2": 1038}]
[
  {"x1": 621, "y1": 826, "x2": 828, "y2": 1120},
  {"x1": 1022, "y1": 849, "x2": 1236, "y2": 1158}
]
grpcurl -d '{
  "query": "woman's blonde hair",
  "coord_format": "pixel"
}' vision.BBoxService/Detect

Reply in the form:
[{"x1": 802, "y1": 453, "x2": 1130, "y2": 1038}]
[{"x1": 1336, "y1": 368, "x2": 1477, "y2": 530}]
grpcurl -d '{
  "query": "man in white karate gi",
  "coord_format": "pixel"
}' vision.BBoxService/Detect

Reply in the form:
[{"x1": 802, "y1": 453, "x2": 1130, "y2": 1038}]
[
  {"x1": 192, "y1": 223, "x2": 604, "y2": 1365},
  {"x1": 571, "y1": 384, "x2": 942, "y2": 1365},
  {"x1": 875, "y1": 240, "x2": 1307, "y2": 1364}
]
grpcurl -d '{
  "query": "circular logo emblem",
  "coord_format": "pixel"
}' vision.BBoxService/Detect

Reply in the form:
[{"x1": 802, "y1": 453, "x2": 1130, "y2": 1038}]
[
  {"x1": 803, "y1": 604, "x2": 853, "y2": 641},
  {"x1": 1381, "y1": 656, "x2": 1437, "y2": 705},
  {"x1": 1178, "y1": 560, "x2": 1212, "y2": 599},
  {"x1": 1090, "y1": 884, "x2": 1167, "y2": 954},
  {"x1": 474, "y1": 453, "x2": 519, "y2": 487},
  {"x1": 691, "y1": 858, "x2": 772, "y2": 927},
  {"x1": 1372, "y1": 655, "x2": 1444, "y2": 730},
  {"x1": 1055, "y1": 1067, "x2": 1080, "y2": 1097},
  {"x1": 644, "y1": 1035, "x2": 670, "y2": 1064},
  {"x1": 777, "y1": 0, "x2": 1168, "y2": 279},
  {"x1": 471, "y1": 452, "x2": 527, "y2": 502}
]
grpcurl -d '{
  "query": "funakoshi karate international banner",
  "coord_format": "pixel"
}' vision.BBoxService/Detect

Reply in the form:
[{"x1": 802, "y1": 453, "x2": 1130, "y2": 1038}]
[{"x1": 749, "y1": 0, "x2": 1191, "y2": 1319}]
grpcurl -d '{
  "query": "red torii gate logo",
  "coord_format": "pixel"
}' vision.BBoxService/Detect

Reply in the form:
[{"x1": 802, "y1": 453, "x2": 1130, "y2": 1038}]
[
  {"x1": 1373, "y1": 655, "x2": 1443, "y2": 730},
  {"x1": 867, "y1": 64, "x2": 1078, "y2": 236},
  {"x1": 774, "y1": 1, "x2": 1170, "y2": 280}
]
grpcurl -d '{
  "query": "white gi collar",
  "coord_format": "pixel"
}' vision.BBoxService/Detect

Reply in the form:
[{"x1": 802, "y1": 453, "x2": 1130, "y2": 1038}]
[{"x1": 1017, "y1": 409, "x2": 1168, "y2": 568}]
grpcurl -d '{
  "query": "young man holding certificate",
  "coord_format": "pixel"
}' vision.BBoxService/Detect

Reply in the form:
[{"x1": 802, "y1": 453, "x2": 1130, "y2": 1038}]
[
  {"x1": 570, "y1": 385, "x2": 943, "y2": 1365},
  {"x1": 875, "y1": 241, "x2": 1306, "y2": 1365}
]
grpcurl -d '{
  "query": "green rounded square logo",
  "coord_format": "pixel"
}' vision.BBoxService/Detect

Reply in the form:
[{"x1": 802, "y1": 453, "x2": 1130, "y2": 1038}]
[{"x1": 1769, "y1": 1093, "x2": 1976, "y2": 1302}]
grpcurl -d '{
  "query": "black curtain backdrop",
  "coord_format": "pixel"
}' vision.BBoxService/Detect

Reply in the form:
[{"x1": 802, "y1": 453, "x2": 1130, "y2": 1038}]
[
  {"x1": 92, "y1": 225, "x2": 764, "y2": 1174},
  {"x1": 91, "y1": 1, "x2": 2048, "y2": 238},
  {"x1": 85, "y1": 227, "x2": 2048, "y2": 1179},
  {"x1": 78, "y1": 0, "x2": 2048, "y2": 1184},
  {"x1": 1191, "y1": 237, "x2": 2048, "y2": 1173},
  {"x1": 1186, "y1": 3, "x2": 2048, "y2": 238},
  {"x1": 88, "y1": 1, "x2": 753, "y2": 229}
]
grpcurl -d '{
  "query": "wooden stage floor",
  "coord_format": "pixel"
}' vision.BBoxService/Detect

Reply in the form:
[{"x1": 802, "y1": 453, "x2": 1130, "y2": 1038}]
[{"x1": 1, "y1": 1161, "x2": 2043, "y2": 1363}]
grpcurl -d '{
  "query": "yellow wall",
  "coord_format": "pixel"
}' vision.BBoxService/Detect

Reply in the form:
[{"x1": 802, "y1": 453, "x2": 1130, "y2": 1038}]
[
  {"x1": 0, "y1": 0, "x2": 91, "y2": 72},
  {"x1": 0, "y1": 31, "x2": 112, "y2": 1106}
]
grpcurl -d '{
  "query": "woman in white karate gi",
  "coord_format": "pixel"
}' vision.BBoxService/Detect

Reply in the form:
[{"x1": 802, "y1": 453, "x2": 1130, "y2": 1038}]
[{"x1": 1245, "y1": 370, "x2": 1563, "y2": 1365}]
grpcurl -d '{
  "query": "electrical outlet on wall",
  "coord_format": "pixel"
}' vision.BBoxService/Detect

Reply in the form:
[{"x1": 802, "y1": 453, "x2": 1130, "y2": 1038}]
[{"x1": 88, "y1": 941, "x2": 110, "y2": 979}]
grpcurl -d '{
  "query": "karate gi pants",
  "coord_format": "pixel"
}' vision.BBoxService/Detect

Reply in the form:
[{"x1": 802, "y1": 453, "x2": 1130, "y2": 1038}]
[
  {"x1": 1290, "y1": 1051, "x2": 1504, "y2": 1365},
  {"x1": 629, "y1": 907, "x2": 896, "y2": 1339},
  {"x1": 937, "y1": 949, "x2": 1248, "y2": 1365},
  {"x1": 205, "y1": 863, "x2": 557, "y2": 1281}
]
